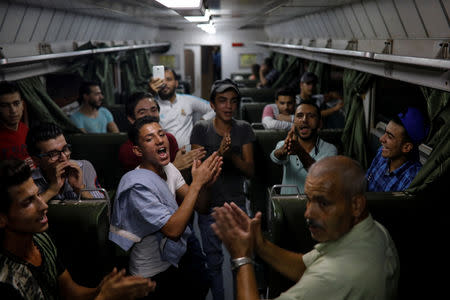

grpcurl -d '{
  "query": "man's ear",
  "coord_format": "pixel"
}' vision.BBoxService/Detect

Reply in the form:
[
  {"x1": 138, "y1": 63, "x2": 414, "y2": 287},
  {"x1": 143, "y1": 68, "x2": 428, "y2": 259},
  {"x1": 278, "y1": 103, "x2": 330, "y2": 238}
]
[
  {"x1": 0, "y1": 213, "x2": 8, "y2": 229},
  {"x1": 351, "y1": 194, "x2": 366, "y2": 219},
  {"x1": 401, "y1": 142, "x2": 413, "y2": 154},
  {"x1": 132, "y1": 145, "x2": 143, "y2": 157},
  {"x1": 210, "y1": 102, "x2": 216, "y2": 111}
]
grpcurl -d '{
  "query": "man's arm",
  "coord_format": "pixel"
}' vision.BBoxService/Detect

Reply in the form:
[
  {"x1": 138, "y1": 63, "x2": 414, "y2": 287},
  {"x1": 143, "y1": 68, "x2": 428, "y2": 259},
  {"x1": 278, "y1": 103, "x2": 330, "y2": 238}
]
[
  {"x1": 161, "y1": 153, "x2": 222, "y2": 239},
  {"x1": 107, "y1": 122, "x2": 120, "y2": 133},
  {"x1": 230, "y1": 143, "x2": 254, "y2": 178}
]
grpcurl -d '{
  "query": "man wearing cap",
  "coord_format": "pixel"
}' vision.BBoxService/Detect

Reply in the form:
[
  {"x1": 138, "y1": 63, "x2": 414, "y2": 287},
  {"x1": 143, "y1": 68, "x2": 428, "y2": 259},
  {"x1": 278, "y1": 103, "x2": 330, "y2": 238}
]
[
  {"x1": 191, "y1": 79, "x2": 255, "y2": 300},
  {"x1": 148, "y1": 68, "x2": 215, "y2": 147},
  {"x1": 296, "y1": 72, "x2": 344, "y2": 128},
  {"x1": 366, "y1": 107, "x2": 428, "y2": 192}
]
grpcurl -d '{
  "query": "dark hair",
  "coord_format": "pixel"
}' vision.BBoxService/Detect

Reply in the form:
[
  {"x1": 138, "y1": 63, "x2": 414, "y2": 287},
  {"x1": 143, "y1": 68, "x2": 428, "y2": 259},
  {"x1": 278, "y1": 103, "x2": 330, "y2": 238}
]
[
  {"x1": 125, "y1": 92, "x2": 158, "y2": 119},
  {"x1": 0, "y1": 160, "x2": 31, "y2": 214},
  {"x1": 264, "y1": 57, "x2": 274, "y2": 69},
  {"x1": 26, "y1": 123, "x2": 64, "y2": 156},
  {"x1": 0, "y1": 81, "x2": 21, "y2": 98},
  {"x1": 164, "y1": 68, "x2": 179, "y2": 81},
  {"x1": 78, "y1": 81, "x2": 99, "y2": 104},
  {"x1": 251, "y1": 64, "x2": 260, "y2": 75},
  {"x1": 128, "y1": 116, "x2": 160, "y2": 146},
  {"x1": 276, "y1": 87, "x2": 296, "y2": 100},
  {"x1": 298, "y1": 99, "x2": 322, "y2": 121}
]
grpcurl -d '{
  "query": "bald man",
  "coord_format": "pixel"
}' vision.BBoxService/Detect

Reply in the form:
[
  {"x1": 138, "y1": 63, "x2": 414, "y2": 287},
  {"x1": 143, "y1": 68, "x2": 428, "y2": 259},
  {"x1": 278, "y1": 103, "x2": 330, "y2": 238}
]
[{"x1": 212, "y1": 156, "x2": 400, "y2": 300}]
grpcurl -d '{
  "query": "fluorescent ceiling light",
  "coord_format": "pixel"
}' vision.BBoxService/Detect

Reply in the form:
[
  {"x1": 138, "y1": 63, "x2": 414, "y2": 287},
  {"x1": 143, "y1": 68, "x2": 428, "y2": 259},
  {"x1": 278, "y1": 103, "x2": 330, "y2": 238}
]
[
  {"x1": 184, "y1": 9, "x2": 210, "y2": 22},
  {"x1": 155, "y1": 0, "x2": 202, "y2": 9},
  {"x1": 197, "y1": 22, "x2": 216, "y2": 34}
]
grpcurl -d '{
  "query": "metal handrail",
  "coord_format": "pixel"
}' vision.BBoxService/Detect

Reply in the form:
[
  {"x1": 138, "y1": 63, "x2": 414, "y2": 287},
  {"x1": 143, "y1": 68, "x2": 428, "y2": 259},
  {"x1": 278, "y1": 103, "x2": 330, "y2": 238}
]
[{"x1": 0, "y1": 42, "x2": 170, "y2": 67}]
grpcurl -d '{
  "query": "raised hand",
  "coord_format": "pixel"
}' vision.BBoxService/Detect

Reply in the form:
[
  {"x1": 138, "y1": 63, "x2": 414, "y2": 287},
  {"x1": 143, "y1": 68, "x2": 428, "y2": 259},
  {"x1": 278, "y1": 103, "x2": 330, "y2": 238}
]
[
  {"x1": 191, "y1": 152, "x2": 223, "y2": 188},
  {"x1": 218, "y1": 133, "x2": 232, "y2": 157},
  {"x1": 65, "y1": 160, "x2": 85, "y2": 194},
  {"x1": 172, "y1": 146, "x2": 206, "y2": 171},
  {"x1": 148, "y1": 77, "x2": 165, "y2": 93}
]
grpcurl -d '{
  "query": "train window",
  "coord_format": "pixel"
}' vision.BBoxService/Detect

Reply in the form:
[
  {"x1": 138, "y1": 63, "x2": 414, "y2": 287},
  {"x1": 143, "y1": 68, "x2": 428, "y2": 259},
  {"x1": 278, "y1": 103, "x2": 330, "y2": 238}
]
[
  {"x1": 374, "y1": 77, "x2": 428, "y2": 126},
  {"x1": 46, "y1": 74, "x2": 83, "y2": 115}
]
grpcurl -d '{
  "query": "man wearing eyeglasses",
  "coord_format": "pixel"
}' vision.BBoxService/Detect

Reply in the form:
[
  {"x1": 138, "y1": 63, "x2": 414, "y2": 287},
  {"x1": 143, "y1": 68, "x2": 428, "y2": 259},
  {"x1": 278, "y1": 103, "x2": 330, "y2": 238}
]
[
  {"x1": 26, "y1": 123, "x2": 101, "y2": 202},
  {"x1": 270, "y1": 100, "x2": 337, "y2": 194}
]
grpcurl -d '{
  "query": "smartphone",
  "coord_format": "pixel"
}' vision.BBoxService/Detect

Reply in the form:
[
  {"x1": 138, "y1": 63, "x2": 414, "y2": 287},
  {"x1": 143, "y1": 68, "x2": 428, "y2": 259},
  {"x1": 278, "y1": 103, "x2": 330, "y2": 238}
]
[{"x1": 152, "y1": 65, "x2": 165, "y2": 80}]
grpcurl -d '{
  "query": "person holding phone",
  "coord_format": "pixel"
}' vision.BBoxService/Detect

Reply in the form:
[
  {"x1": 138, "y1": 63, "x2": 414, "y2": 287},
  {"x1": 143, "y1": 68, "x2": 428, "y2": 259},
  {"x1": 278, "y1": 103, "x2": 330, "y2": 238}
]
[{"x1": 148, "y1": 68, "x2": 214, "y2": 147}]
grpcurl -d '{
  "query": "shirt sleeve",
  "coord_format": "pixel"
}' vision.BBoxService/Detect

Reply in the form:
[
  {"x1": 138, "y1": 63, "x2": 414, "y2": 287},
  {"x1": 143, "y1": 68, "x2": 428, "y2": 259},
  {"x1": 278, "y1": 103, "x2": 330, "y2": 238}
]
[
  {"x1": 118, "y1": 141, "x2": 141, "y2": 171},
  {"x1": 189, "y1": 96, "x2": 215, "y2": 120},
  {"x1": 69, "y1": 112, "x2": 84, "y2": 129},
  {"x1": 166, "y1": 133, "x2": 179, "y2": 163},
  {"x1": 262, "y1": 116, "x2": 293, "y2": 130},
  {"x1": 102, "y1": 108, "x2": 114, "y2": 124},
  {"x1": 270, "y1": 140, "x2": 288, "y2": 165},
  {"x1": 80, "y1": 160, "x2": 102, "y2": 190}
]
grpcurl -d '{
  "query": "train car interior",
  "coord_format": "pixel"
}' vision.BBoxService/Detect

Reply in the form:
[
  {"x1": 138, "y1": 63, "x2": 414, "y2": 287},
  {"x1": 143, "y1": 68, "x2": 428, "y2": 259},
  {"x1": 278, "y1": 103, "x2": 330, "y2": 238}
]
[{"x1": 1, "y1": 0, "x2": 449, "y2": 299}]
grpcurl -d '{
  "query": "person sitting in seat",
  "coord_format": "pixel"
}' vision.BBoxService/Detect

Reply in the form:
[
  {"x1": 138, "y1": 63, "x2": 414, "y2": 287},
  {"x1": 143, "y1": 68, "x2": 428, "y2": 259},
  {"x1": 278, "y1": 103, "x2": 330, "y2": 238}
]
[
  {"x1": 26, "y1": 123, "x2": 102, "y2": 202},
  {"x1": 119, "y1": 92, "x2": 206, "y2": 172},
  {"x1": 0, "y1": 159, "x2": 155, "y2": 300},
  {"x1": 110, "y1": 116, "x2": 222, "y2": 299},
  {"x1": 0, "y1": 81, "x2": 34, "y2": 168},
  {"x1": 212, "y1": 156, "x2": 399, "y2": 300},
  {"x1": 271, "y1": 100, "x2": 337, "y2": 194},
  {"x1": 248, "y1": 64, "x2": 260, "y2": 81},
  {"x1": 258, "y1": 57, "x2": 279, "y2": 88},
  {"x1": 262, "y1": 86, "x2": 296, "y2": 130},
  {"x1": 70, "y1": 81, "x2": 119, "y2": 133},
  {"x1": 296, "y1": 72, "x2": 345, "y2": 128},
  {"x1": 366, "y1": 107, "x2": 428, "y2": 192}
]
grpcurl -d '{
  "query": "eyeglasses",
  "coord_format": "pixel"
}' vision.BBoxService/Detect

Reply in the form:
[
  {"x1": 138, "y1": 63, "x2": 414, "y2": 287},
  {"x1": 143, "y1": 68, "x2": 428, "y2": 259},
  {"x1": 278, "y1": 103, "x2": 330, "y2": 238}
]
[{"x1": 37, "y1": 144, "x2": 72, "y2": 162}]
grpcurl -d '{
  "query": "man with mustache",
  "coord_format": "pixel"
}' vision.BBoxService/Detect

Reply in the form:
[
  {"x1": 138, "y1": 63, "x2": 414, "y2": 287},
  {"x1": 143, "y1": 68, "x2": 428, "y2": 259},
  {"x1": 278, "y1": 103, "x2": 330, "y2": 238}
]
[
  {"x1": 211, "y1": 156, "x2": 400, "y2": 300},
  {"x1": 270, "y1": 100, "x2": 337, "y2": 194},
  {"x1": 149, "y1": 68, "x2": 214, "y2": 147},
  {"x1": 70, "y1": 81, "x2": 119, "y2": 133}
]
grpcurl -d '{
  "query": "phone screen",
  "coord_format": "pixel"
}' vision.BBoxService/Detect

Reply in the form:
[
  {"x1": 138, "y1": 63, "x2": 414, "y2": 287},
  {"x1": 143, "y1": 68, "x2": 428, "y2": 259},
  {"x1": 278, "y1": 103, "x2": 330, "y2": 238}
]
[{"x1": 153, "y1": 65, "x2": 165, "y2": 80}]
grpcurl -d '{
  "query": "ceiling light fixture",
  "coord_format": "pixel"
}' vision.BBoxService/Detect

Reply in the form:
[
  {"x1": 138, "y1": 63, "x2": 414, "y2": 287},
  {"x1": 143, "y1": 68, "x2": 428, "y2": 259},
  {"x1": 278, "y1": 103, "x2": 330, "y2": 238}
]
[
  {"x1": 184, "y1": 9, "x2": 211, "y2": 22},
  {"x1": 154, "y1": 0, "x2": 202, "y2": 9},
  {"x1": 197, "y1": 21, "x2": 216, "y2": 34}
]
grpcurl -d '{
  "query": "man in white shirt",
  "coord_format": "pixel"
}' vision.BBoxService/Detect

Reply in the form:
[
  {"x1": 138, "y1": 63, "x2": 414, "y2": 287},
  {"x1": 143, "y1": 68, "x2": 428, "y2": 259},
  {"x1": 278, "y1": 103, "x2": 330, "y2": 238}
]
[{"x1": 149, "y1": 68, "x2": 215, "y2": 147}]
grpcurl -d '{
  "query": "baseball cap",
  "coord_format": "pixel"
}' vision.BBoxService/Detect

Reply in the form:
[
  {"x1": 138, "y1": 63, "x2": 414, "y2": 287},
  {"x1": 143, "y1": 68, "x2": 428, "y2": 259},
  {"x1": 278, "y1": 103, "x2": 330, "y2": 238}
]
[
  {"x1": 300, "y1": 72, "x2": 318, "y2": 84},
  {"x1": 398, "y1": 107, "x2": 429, "y2": 145},
  {"x1": 210, "y1": 78, "x2": 241, "y2": 102}
]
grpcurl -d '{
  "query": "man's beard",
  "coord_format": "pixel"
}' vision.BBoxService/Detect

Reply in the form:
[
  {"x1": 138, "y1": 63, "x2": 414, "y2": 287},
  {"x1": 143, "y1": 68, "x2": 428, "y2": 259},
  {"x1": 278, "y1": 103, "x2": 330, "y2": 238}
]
[
  {"x1": 89, "y1": 100, "x2": 101, "y2": 110},
  {"x1": 159, "y1": 87, "x2": 175, "y2": 100},
  {"x1": 294, "y1": 126, "x2": 317, "y2": 142}
]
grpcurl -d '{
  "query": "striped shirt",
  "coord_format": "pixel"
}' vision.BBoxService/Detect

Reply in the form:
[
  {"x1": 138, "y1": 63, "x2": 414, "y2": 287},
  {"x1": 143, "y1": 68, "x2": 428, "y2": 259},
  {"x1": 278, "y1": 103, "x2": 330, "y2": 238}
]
[
  {"x1": 366, "y1": 147, "x2": 422, "y2": 192},
  {"x1": 0, "y1": 232, "x2": 65, "y2": 300}
]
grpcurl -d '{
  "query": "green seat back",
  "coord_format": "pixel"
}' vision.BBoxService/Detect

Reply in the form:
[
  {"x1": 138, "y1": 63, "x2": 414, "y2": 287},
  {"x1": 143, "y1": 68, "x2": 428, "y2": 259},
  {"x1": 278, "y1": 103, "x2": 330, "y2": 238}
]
[
  {"x1": 239, "y1": 102, "x2": 266, "y2": 124},
  {"x1": 240, "y1": 87, "x2": 276, "y2": 103}
]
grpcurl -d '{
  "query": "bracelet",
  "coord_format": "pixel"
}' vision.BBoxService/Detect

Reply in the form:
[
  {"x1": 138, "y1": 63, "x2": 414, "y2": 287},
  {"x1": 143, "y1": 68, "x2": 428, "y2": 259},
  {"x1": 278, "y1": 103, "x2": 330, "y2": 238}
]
[{"x1": 231, "y1": 257, "x2": 254, "y2": 271}]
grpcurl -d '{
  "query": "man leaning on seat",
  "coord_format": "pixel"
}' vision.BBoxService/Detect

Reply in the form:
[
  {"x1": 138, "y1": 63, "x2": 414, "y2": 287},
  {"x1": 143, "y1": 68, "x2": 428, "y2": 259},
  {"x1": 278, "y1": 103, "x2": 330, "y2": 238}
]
[{"x1": 212, "y1": 155, "x2": 400, "y2": 300}]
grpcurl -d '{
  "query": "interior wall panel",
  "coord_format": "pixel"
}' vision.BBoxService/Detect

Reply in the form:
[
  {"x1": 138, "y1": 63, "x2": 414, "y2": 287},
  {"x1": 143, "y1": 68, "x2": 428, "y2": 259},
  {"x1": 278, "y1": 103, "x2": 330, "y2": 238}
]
[
  {"x1": 56, "y1": 12, "x2": 74, "y2": 41},
  {"x1": 15, "y1": 6, "x2": 41, "y2": 42},
  {"x1": 66, "y1": 14, "x2": 83, "y2": 40},
  {"x1": 30, "y1": 8, "x2": 54, "y2": 42},
  {"x1": 352, "y1": 3, "x2": 374, "y2": 38},
  {"x1": 394, "y1": 0, "x2": 427, "y2": 38},
  {"x1": 78, "y1": 16, "x2": 94, "y2": 41},
  {"x1": 320, "y1": 12, "x2": 336, "y2": 37},
  {"x1": 443, "y1": 0, "x2": 450, "y2": 19},
  {"x1": 334, "y1": 7, "x2": 354, "y2": 37},
  {"x1": 376, "y1": 0, "x2": 406, "y2": 38},
  {"x1": 75, "y1": 15, "x2": 89, "y2": 41},
  {"x1": 44, "y1": 10, "x2": 65, "y2": 41},
  {"x1": 0, "y1": 2, "x2": 9, "y2": 33},
  {"x1": 326, "y1": 10, "x2": 345, "y2": 38},
  {"x1": 84, "y1": 17, "x2": 99, "y2": 40},
  {"x1": 363, "y1": 1, "x2": 390, "y2": 39},
  {"x1": 342, "y1": 5, "x2": 364, "y2": 38},
  {"x1": 305, "y1": 15, "x2": 321, "y2": 37},
  {"x1": 311, "y1": 14, "x2": 327, "y2": 37},
  {"x1": 415, "y1": 0, "x2": 450, "y2": 38},
  {"x1": 299, "y1": 18, "x2": 313, "y2": 38},
  {"x1": 0, "y1": 4, "x2": 26, "y2": 43}
]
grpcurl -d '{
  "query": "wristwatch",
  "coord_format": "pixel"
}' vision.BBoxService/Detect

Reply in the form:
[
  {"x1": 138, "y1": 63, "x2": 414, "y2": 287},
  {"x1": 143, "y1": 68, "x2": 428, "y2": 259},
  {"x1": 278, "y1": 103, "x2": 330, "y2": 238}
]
[{"x1": 231, "y1": 257, "x2": 254, "y2": 271}]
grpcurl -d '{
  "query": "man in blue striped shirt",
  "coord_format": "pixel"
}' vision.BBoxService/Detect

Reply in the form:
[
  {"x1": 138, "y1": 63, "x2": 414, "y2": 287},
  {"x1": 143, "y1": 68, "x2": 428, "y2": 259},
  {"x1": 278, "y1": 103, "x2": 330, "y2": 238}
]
[{"x1": 366, "y1": 107, "x2": 428, "y2": 192}]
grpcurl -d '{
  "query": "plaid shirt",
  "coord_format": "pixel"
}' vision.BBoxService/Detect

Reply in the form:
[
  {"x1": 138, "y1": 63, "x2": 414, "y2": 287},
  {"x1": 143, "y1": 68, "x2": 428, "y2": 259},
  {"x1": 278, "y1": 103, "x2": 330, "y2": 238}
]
[{"x1": 366, "y1": 147, "x2": 422, "y2": 192}]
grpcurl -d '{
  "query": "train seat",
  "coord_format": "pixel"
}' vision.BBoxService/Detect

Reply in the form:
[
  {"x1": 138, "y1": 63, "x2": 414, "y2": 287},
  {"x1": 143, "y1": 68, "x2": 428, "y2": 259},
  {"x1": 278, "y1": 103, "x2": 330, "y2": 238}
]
[
  {"x1": 240, "y1": 87, "x2": 276, "y2": 103},
  {"x1": 47, "y1": 200, "x2": 114, "y2": 287},
  {"x1": 66, "y1": 133, "x2": 129, "y2": 192},
  {"x1": 239, "y1": 102, "x2": 267, "y2": 124},
  {"x1": 104, "y1": 104, "x2": 130, "y2": 133},
  {"x1": 236, "y1": 79, "x2": 258, "y2": 88},
  {"x1": 267, "y1": 191, "x2": 430, "y2": 299}
]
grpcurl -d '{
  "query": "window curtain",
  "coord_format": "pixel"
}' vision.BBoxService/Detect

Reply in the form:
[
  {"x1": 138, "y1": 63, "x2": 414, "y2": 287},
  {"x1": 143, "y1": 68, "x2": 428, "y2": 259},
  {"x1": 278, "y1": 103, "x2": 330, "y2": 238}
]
[
  {"x1": 66, "y1": 42, "x2": 118, "y2": 106},
  {"x1": 272, "y1": 52, "x2": 287, "y2": 72},
  {"x1": 306, "y1": 61, "x2": 330, "y2": 94},
  {"x1": 272, "y1": 55, "x2": 301, "y2": 89},
  {"x1": 341, "y1": 69, "x2": 373, "y2": 169},
  {"x1": 16, "y1": 77, "x2": 80, "y2": 133},
  {"x1": 120, "y1": 49, "x2": 152, "y2": 101},
  {"x1": 407, "y1": 88, "x2": 450, "y2": 193}
]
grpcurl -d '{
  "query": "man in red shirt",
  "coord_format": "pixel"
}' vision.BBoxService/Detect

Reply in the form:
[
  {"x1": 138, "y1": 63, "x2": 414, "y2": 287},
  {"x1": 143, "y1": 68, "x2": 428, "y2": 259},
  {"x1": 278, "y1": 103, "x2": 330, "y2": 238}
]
[
  {"x1": 0, "y1": 81, "x2": 34, "y2": 167},
  {"x1": 119, "y1": 92, "x2": 205, "y2": 172}
]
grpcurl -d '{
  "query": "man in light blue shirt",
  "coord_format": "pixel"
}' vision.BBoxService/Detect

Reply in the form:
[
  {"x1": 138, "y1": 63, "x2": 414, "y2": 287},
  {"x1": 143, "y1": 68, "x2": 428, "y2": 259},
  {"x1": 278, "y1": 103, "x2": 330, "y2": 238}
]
[
  {"x1": 270, "y1": 100, "x2": 337, "y2": 194},
  {"x1": 70, "y1": 81, "x2": 119, "y2": 133}
]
